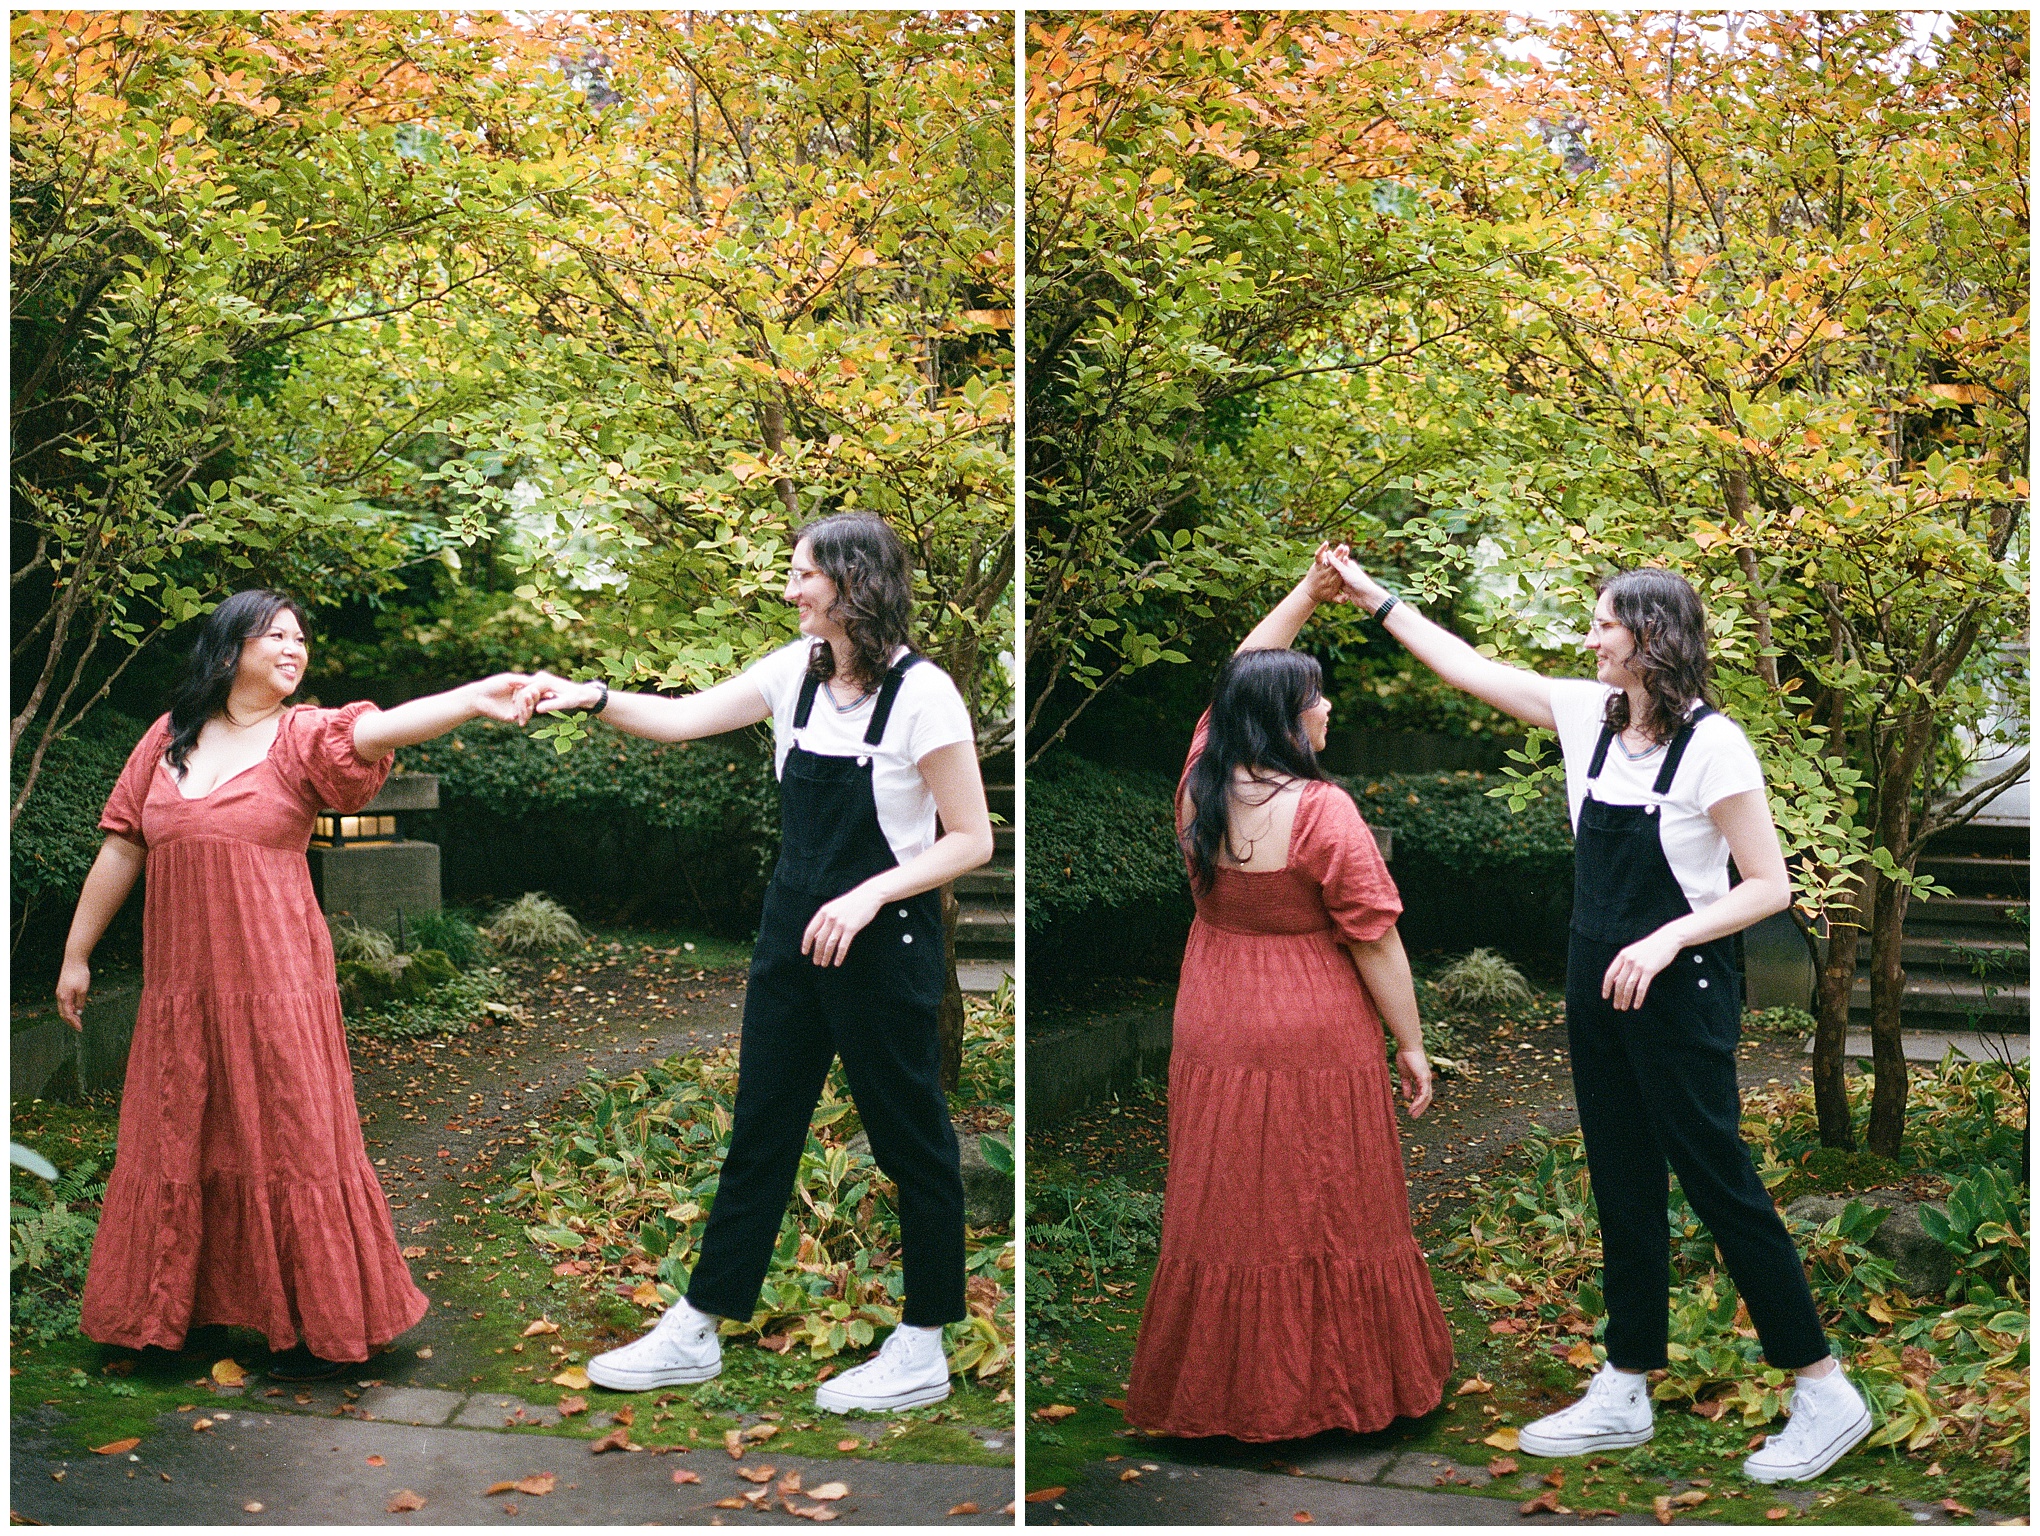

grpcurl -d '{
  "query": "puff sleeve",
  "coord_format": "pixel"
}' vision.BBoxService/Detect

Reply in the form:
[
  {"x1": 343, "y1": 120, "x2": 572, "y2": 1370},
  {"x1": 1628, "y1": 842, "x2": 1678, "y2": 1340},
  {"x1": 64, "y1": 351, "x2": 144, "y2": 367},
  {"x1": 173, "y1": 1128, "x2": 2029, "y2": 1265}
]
[
  {"x1": 1292, "y1": 780, "x2": 1403, "y2": 945},
  {"x1": 270, "y1": 701, "x2": 394, "y2": 814},
  {"x1": 98, "y1": 715, "x2": 171, "y2": 847}
]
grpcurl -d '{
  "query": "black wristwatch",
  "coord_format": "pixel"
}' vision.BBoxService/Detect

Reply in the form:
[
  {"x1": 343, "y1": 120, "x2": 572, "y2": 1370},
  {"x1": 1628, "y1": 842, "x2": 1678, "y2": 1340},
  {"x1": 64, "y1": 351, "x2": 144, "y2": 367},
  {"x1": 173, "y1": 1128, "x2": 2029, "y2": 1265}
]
[{"x1": 587, "y1": 679, "x2": 610, "y2": 716}]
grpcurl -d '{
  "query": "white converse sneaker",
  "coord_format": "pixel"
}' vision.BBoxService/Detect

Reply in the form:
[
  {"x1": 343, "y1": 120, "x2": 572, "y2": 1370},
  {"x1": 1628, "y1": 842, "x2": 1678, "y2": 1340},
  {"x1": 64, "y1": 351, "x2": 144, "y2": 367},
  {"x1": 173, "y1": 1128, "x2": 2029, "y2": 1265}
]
[
  {"x1": 1743, "y1": 1369, "x2": 1872, "y2": 1484},
  {"x1": 585, "y1": 1299, "x2": 722, "y2": 1391},
  {"x1": 814, "y1": 1326, "x2": 952, "y2": 1414},
  {"x1": 1518, "y1": 1363, "x2": 1655, "y2": 1457}
]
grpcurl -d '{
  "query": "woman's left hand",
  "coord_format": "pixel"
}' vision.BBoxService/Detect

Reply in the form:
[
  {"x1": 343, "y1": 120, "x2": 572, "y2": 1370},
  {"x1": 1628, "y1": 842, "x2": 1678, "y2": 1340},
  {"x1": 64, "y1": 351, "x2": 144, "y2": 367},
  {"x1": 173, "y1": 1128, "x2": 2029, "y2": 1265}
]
[
  {"x1": 466, "y1": 674, "x2": 538, "y2": 726},
  {"x1": 1602, "y1": 929, "x2": 1684, "y2": 1010},
  {"x1": 1396, "y1": 1047, "x2": 1434, "y2": 1118},
  {"x1": 802, "y1": 887, "x2": 884, "y2": 967}
]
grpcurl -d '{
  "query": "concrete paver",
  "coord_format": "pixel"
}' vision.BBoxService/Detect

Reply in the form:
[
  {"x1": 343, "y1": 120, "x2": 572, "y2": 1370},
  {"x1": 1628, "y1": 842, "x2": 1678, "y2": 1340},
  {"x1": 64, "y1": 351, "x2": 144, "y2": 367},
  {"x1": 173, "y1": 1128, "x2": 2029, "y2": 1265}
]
[{"x1": 18, "y1": 1409, "x2": 1015, "y2": 1526}]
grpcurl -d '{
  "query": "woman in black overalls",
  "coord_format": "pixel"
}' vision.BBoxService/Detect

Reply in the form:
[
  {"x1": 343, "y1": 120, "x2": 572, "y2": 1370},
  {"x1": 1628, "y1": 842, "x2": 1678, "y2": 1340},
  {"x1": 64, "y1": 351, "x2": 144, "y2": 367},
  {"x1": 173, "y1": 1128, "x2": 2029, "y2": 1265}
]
[
  {"x1": 520, "y1": 513, "x2": 993, "y2": 1414},
  {"x1": 1323, "y1": 551, "x2": 1873, "y2": 1485}
]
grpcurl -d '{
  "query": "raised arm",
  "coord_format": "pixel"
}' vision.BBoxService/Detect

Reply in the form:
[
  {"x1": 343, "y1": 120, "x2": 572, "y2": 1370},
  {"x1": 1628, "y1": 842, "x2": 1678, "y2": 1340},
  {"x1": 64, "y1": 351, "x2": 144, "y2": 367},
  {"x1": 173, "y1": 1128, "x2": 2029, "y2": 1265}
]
[
  {"x1": 1323, "y1": 547, "x2": 1556, "y2": 731},
  {"x1": 351, "y1": 674, "x2": 538, "y2": 760},
  {"x1": 521, "y1": 672, "x2": 773, "y2": 743},
  {"x1": 1238, "y1": 546, "x2": 1348, "y2": 653},
  {"x1": 56, "y1": 834, "x2": 146, "y2": 1029}
]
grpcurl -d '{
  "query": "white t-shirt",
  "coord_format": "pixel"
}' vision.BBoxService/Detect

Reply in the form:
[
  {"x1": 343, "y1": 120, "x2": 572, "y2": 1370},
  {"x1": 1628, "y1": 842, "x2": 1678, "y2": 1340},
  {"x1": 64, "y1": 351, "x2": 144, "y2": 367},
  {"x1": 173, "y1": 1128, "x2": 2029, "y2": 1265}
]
[
  {"x1": 1548, "y1": 678, "x2": 1767, "y2": 911},
  {"x1": 745, "y1": 638, "x2": 975, "y2": 867}
]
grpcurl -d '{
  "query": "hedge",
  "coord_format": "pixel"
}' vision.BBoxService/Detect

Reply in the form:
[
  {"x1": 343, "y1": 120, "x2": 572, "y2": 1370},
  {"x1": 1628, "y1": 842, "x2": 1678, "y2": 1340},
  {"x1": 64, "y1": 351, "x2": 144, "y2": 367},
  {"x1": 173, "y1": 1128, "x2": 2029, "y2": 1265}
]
[
  {"x1": 11, "y1": 710, "x2": 150, "y2": 918},
  {"x1": 1025, "y1": 747, "x2": 1577, "y2": 984}
]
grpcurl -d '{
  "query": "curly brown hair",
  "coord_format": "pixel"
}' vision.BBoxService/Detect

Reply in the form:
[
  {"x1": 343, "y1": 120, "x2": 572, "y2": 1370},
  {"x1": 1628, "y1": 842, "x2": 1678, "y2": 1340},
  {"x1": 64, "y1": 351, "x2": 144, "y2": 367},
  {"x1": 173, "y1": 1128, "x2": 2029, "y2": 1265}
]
[
  {"x1": 794, "y1": 512, "x2": 914, "y2": 692},
  {"x1": 1598, "y1": 568, "x2": 1716, "y2": 743}
]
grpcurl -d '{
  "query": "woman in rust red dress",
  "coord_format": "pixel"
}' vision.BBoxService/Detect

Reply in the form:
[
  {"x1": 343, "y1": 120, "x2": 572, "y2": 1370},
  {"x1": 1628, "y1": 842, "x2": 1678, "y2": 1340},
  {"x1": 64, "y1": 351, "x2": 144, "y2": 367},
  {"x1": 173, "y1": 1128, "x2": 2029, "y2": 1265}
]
[
  {"x1": 1125, "y1": 553, "x2": 1455, "y2": 1442},
  {"x1": 57, "y1": 590, "x2": 535, "y2": 1378}
]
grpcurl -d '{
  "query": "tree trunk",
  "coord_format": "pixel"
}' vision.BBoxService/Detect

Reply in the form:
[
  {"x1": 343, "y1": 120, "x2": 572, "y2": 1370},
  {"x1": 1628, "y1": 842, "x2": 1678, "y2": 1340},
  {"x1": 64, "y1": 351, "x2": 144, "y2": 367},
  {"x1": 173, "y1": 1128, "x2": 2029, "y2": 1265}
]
[
  {"x1": 1865, "y1": 858, "x2": 1913, "y2": 1157},
  {"x1": 938, "y1": 881, "x2": 964, "y2": 1093},
  {"x1": 1810, "y1": 885, "x2": 1862, "y2": 1149}
]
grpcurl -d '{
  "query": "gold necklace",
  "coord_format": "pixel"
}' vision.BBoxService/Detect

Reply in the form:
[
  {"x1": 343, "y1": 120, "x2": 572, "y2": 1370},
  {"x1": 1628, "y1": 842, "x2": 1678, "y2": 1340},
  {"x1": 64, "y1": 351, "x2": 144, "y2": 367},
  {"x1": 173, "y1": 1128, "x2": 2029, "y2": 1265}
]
[{"x1": 222, "y1": 701, "x2": 287, "y2": 730}]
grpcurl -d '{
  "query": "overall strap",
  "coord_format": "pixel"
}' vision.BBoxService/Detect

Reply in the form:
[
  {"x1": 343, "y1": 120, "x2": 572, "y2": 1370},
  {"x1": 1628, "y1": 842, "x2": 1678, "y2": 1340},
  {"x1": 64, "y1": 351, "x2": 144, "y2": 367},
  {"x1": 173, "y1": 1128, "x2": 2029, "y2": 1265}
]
[
  {"x1": 1651, "y1": 704, "x2": 1716, "y2": 795},
  {"x1": 793, "y1": 671, "x2": 823, "y2": 729},
  {"x1": 1587, "y1": 722, "x2": 1617, "y2": 781},
  {"x1": 864, "y1": 653, "x2": 925, "y2": 745}
]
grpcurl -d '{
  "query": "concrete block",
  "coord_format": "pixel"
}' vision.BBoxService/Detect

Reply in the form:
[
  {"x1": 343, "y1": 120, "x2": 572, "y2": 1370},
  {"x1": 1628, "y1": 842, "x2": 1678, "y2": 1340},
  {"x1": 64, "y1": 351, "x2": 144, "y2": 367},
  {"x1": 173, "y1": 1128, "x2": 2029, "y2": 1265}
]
[
  {"x1": 358, "y1": 774, "x2": 440, "y2": 814},
  {"x1": 12, "y1": 1019, "x2": 76, "y2": 1105},
  {"x1": 309, "y1": 840, "x2": 441, "y2": 932},
  {"x1": 454, "y1": 1394, "x2": 562, "y2": 1429},
  {"x1": 1744, "y1": 909, "x2": 1814, "y2": 1010},
  {"x1": 350, "y1": 1385, "x2": 467, "y2": 1426},
  {"x1": 1026, "y1": 1005, "x2": 1174, "y2": 1125},
  {"x1": 10, "y1": 981, "x2": 141, "y2": 1103},
  {"x1": 1380, "y1": 1452, "x2": 1492, "y2": 1489}
]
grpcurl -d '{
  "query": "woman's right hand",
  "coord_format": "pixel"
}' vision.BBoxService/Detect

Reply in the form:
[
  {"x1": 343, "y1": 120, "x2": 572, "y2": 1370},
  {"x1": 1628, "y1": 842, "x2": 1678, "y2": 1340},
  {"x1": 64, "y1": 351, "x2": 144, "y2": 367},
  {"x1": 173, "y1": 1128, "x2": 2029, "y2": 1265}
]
[
  {"x1": 1396, "y1": 1046, "x2": 1434, "y2": 1119},
  {"x1": 519, "y1": 671, "x2": 604, "y2": 716},
  {"x1": 1320, "y1": 544, "x2": 1388, "y2": 611},
  {"x1": 56, "y1": 958, "x2": 90, "y2": 1031}
]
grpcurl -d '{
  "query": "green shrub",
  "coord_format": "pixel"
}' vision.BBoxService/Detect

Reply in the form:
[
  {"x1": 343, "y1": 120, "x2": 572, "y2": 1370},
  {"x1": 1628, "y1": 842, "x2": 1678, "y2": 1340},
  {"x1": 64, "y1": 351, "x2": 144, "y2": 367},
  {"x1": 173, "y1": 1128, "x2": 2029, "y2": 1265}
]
[
  {"x1": 344, "y1": 965, "x2": 508, "y2": 1042},
  {"x1": 484, "y1": 893, "x2": 588, "y2": 952},
  {"x1": 1431, "y1": 947, "x2": 1534, "y2": 1008},
  {"x1": 401, "y1": 909, "x2": 489, "y2": 970},
  {"x1": 336, "y1": 947, "x2": 460, "y2": 1013},
  {"x1": 10, "y1": 710, "x2": 150, "y2": 920},
  {"x1": 1023, "y1": 752, "x2": 1184, "y2": 927},
  {"x1": 331, "y1": 922, "x2": 398, "y2": 966},
  {"x1": 1025, "y1": 1173, "x2": 1165, "y2": 1334},
  {"x1": 9, "y1": 1156, "x2": 107, "y2": 1343}
]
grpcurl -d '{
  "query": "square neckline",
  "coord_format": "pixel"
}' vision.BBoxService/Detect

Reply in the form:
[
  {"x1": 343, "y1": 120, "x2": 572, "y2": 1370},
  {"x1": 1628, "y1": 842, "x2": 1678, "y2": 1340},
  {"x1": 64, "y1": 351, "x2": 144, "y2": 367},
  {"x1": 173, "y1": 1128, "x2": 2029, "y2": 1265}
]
[{"x1": 157, "y1": 713, "x2": 287, "y2": 802}]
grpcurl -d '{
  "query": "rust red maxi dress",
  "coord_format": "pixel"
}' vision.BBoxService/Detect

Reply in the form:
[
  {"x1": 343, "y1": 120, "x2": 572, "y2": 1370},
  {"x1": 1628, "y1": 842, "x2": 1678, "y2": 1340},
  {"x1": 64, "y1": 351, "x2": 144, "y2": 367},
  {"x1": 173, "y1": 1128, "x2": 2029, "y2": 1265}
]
[
  {"x1": 1125, "y1": 754, "x2": 1456, "y2": 1442},
  {"x1": 78, "y1": 704, "x2": 430, "y2": 1362}
]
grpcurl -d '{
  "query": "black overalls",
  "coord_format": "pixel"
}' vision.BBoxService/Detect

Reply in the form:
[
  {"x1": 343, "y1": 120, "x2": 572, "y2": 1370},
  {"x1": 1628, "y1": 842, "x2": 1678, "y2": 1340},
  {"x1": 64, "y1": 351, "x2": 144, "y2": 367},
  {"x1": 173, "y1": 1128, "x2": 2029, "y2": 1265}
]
[
  {"x1": 1564, "y1": 708, "x2": 1828, "y2": 1372},
  {"x1": 685, "y1": 653, "x2": 967, "y2": 1327}
]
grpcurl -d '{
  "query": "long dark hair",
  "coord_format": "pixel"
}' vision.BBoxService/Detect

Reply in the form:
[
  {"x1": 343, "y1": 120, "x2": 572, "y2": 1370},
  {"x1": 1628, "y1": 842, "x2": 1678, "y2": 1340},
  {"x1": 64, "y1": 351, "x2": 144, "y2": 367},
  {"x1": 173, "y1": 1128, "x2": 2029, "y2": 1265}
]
[
  {"x1": 165, "y1": 589, "x2": 307, "y2": 778},
  {"x1": 795, "y1": 512, "x2": 914, "y2": 691},
  {"x1": 1182, "y1": 649, "x2": 1329, "y2": 894},
  {"x1": 1598, "y1": 568, "x2": 1715, "y2": 743}
]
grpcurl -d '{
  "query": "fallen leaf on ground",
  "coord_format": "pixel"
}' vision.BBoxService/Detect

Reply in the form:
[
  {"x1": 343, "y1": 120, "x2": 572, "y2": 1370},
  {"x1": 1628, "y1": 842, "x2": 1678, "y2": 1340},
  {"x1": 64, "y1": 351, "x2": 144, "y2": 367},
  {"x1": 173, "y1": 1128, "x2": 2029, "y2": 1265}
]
[
  {"x1": 1925, "y1": 1463, "x2": 1945, "y2": 1478},
  {"x1": 631, "y1": 1281, "x2": 662, "y2": 1307},
  {"x1": 1489, "y1": 1319, "x2": 1523, "y2": 1335},
  {"x1": 1652, "y1": 1494, "x2": 1673, "y2": 1524},
  {"x1": 1942, "y1": 1501, "x2": 1974, "y2": 1518},
  {"x1": 777, "y1": 1473, "x2": 804, "y2": 1497},
  {"x1": 190, "y1": 1419, "x2": 214, "y2": 1432},
  {"x1": 1520, "y1": 1490, "x2": 1566, "y2": 1516},
  {"x1": 415, "y1": 1348, "x2": 432, "y2": 1360},
  {"x1": 1670, "y1": 1490, "x2": 1708, "y2": 1509},
  {"x1": 242, "y1": 1503, "x2": 263, "y2": 1513},
  {"x1": 1566, "y1": 1342, "x2": 1599, "y2": 1368},
  {"x1": 1101, "y1": 1397, "x2": 1127, "y2": 1411},
  {"x1": 1691, "y1": 1398, "x2": 1728, "y2": 1420},
  {"x1": 552, "y1": 1368, "x2": 590, "y2": 1391},
  {"x1": 366, "y1": 1456, "x2": 385, "y2": 1467},
  {"x1": 1456, "y1": 1376, "x2": 1493, "y2": 1396},
  {"x1": 522, "y1": 1319, "x2": 559, "y2": 1337},
  {"x1": 723, "y1": 1430, "x2": 744, "y2": 1459},
  {"x1": 736, "y1": 1466, "x2": 775, "y2": 1484},
  {"x1": 387, "y1": 1490, "x2": 426, "y2": 1513},
  {"x1": 1488, "y1": 1457, "x2": 1518, "y2": 1476},
  {"x1": 1120, "y1": 1470, "x2": 1140, "y2": 1482},
  {"x1": 401, "y1": 1246, "x2": 428, "y2": 1259},
  {"x1": 1292, "y1": 1513, "x2": 1314, "y2": 1524},
  {"x1": 1746, "y1": 1433, "x2": 1768, "y2": 1451},
  {"x1": 1484, "y1": 1428, "x2": 1520, "y2": 1452},
  {"x1": 835, "y1": 1439, "x2": 861, "y2": 1453},
  {"x1": 554, "y1": 1394, "x2": 588, "y2": 1418},
  {"x1": 1544, "y1": 1470, "x2": 1566, "y2": 1489},
  {"x1": 948, "y1": 1504, "x2": 979, "y2": 1517},
  {"x1": 613, "y1": 1405, "x2": 635, "y2": 1427},
  {"x1": 786, "y1": 1505, "x2": 838, "y2": 1523},
  {"x1": 1031, "y1": 1404, "x2": 1078, "y2": 1423},
  {"x1": 589, "y1": 1428, "x2": 633, "y2": 1454},
  {"x1": 671, "y1": 1470, "x2": 701, "y2": 1485},
  {"x1": 1024, "y1": 1488, "x2": 1065, "y2": 1504},
  {"x1": 101, "y1": 1360, "x2": 136, "y2": 1377},
  {"x1": 741, "y1": 1423, "x2": 778, "y2": 1444},
  {"x1": 89, "y1": 1440, "x2": 141, "y2": 1456},
  {"x1": 713, "y1": 1498, "x2": 747, "y2": 1510},
  {"x1": 1765, "y1": 1509, "x2": 1791, "y2": 1521},
  {"x1": 210, "y1": 1360, "x2": 246, "y2": 1388}
]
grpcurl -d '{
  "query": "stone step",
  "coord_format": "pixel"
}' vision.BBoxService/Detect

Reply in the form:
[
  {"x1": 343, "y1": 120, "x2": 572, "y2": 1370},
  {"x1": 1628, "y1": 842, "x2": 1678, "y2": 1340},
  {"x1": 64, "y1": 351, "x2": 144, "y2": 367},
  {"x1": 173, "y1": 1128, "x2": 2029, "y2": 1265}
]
[
  {"x1": 1904, "y1": 894, "x2": 2029, "y2": 930},
  {"x1": 955, "y1": 866, "x2": 1013, "y2": 899},
  {"x1": 1855, "y1": 934, "x2": 2027, "y2": 972},
  {"x1": 957, "y1": 959, "x2": 1013, "y2": 995},
  {"x1": 992, "y1": 825, "x2": 1015, "y2": 857},
  {"x1": 1849, "y1": 972, "x2": 2028, "y2": 1021},
  {"x1": 1915, "y1": 853, "x2": 2030, "y2": 897},
  {"x1": 984, "y1": 782, "x2": 1014, "y2": 820},
  {"x1": 1805, "y1": 1028, "x2": 2029, "y2": 1064},
  {"x1": 956, "y1": 904, "x2": 1015, "y2": 941}
]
